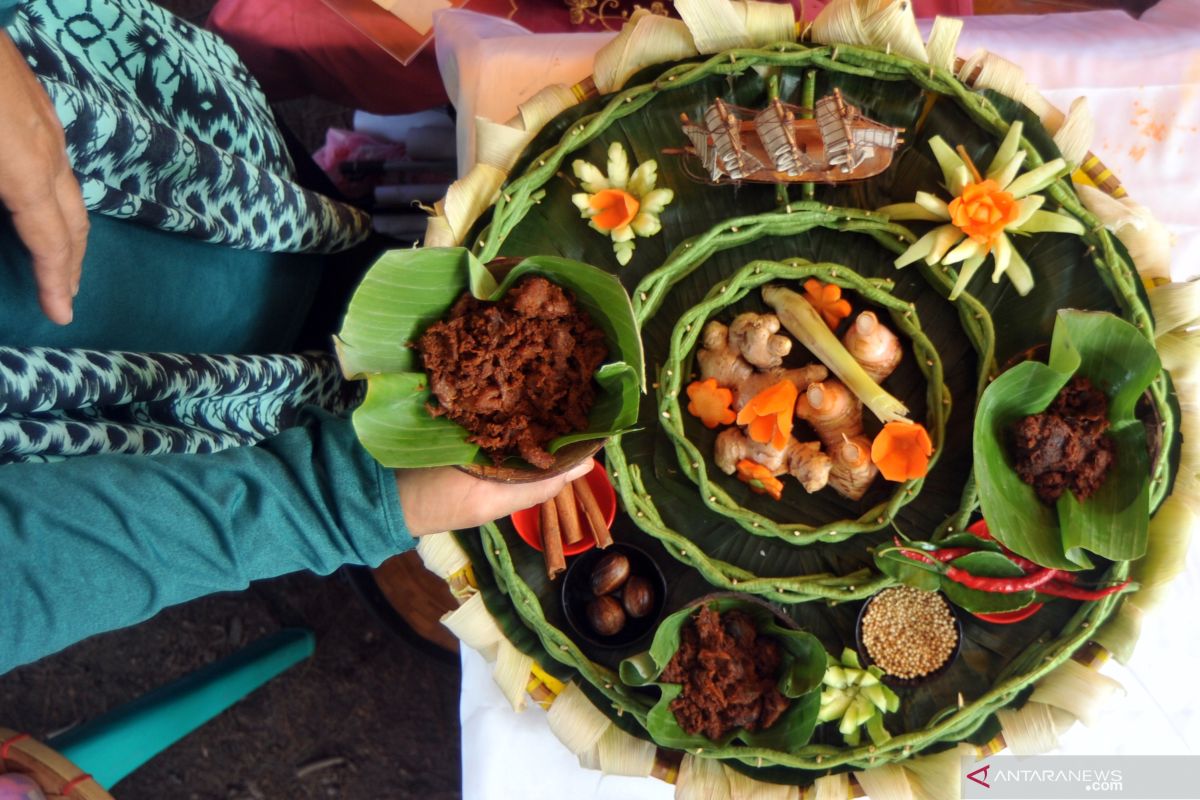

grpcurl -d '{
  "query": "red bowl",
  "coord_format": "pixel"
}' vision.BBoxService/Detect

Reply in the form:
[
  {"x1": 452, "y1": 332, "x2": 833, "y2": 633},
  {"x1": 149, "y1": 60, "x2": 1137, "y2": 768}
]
[{"x1": 511, "y1": 459, "x2": 616, "y2": 555}]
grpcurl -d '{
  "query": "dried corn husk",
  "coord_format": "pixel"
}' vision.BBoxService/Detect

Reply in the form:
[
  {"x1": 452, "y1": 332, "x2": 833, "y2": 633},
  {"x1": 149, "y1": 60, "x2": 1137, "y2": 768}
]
[
  {"x1": 475, "y1": 116, "x2": 534, "y2": 174},
  {"x1": 1052, "y1": 97, "x2": 1094, "y2": 166},
  {"x1": 958, "y1": 51, "x2": 1053, "y2": 125},
  {"x1": 1149, "y1": 281, "x2": 1200, "y2": 334},
  {"x1": 511, "y1": 84, "x2": 579, "y2": 134},
  {"x1": 1133, "y1": 493, "x2": 1198, "y2": 607},
  {"x1": 493, "y1": 639, "x2": 534, "y2": 712},
  {"x1": 1074, "y1": 183, "x2": 1172, "y2": 281},
  {"x1": 674, "y1": 0, "x2": 794, "y2": 55},
  {"x1": 442, "y1": 163, "x2": 506, "y2": 245},
  {"x1": 1093, "y1": 599, "x2": 1145, "y2": 665},
  {"x1": 903, "y1": 744, "x2": 970, "y2": 800},
  {"x1": 811, "y1": 0, "x2": 926, "y2": 63},
  {"x1": 416, "y1": 531, "x2": 470, "y2": 579},
  {"x1": 594, "y1": 9, "x2": 697, "y2": 93},
  {"x1": 578, "y1": 743, "x2": 601, "y2": 771},
  {"x1": 1029, "y1": 660, "x2": 1123, "y2": 727},
  {"x1": 724, "y1": 765, "x2": 798, "y2": 800},
  {"x1": 547, "y1": 682, "x2": 611, "y2": 756},
  {"x1": 811, "y1": 772, "x2": 850, "y2": 800},
  {"x1": 925, "y1": 16, "x2": 963, "y2": 73},
  {"x1": 440, "y1": 592, "x2": 503, "y2": 661},
  {"x1": 854, "y1": 763, "x2": 913, "y2": 800},
  {"x1": 676, "y1": 754, "x2": 732, "y2": 800},
  {"x1": 597, "y1": 725, "x2": 657, "y2": 777},
  {"x1": 996, "y1": 701, "x2": 1059, "y2": 755}
]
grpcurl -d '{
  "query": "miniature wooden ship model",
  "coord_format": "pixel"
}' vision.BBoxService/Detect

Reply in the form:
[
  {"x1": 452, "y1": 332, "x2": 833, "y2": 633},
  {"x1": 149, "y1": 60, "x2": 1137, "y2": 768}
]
[{"x1": 677, "y1": 89, "x2": 903, "y2": 184}]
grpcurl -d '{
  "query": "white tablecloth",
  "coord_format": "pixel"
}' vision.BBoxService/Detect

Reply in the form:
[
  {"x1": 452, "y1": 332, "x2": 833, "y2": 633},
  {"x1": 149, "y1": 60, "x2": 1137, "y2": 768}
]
[{"x1": 441, "y1": 3, "x2": 1200, "y2": 796}]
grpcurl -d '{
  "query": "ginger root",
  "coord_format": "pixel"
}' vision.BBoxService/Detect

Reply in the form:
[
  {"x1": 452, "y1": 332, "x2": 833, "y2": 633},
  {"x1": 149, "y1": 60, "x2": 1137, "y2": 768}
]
[
  {"x1": 698, "y1": 320, "x2": 827, "y2": 410},
  {"x1": 828, "y1": 435, "x2": 878, "y2": 501},
  {"x1": 714, "y1": 428, "x2": 832, "y2": 494},
  {"x1": 729, "y1": 313, "x2": 792, "y2": 368},
  {"x1": 795, "y1": 380, "x2": 863, "y2": 450},
  {"x1": 843, "y1": 311, "x2": 902, "y2": 383}
]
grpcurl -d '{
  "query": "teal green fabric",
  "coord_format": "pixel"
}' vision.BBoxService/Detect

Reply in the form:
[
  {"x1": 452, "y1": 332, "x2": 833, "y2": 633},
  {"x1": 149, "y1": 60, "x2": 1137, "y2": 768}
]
[
  {"x1": 0, "y1": 409, "x2": 411, "y2": 675},
  {"x1": 7, "y1": 0, "x2": 371, "y2": 254},
  {"x1": 0, "y1": 0, "x2": 17, "y2": 26},
  {"x1": 0, "y1": 212, "x2": 322, "y2": 354}
]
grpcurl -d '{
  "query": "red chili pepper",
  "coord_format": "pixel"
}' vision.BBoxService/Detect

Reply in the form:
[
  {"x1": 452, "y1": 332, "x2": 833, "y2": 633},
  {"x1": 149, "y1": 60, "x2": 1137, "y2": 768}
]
[
  {"x1": 1037, "y1": 580, "x2": 1131, "y2": 600},
  {"x1": 966, "y1": 519, "x2": 993, "y2": 540},
  {"x1": 972, "y1": 603, "x2": 1045, "y2": 624},
  {"x1": 966, "y1": 519, "x2": 1078, "y2": 583},
  {"x1": 892, "y1": 536, "x2": 937, "y2": 565},
  {"x1": 931, "y1": 547, "x2": 977, "y2": 562},
  {"x1": 944, "y1": 565, "x2": 1059, "y2": 593}
]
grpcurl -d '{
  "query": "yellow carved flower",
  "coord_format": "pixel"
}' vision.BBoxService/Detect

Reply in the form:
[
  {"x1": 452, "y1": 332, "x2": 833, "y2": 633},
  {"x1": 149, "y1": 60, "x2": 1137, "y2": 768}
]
[
  {"x1": 879, "y1": 121, "x2": 1085, "y2": 300},
  {"x1": 571, "y1": 142, "x2": 674, "y2": 266}
]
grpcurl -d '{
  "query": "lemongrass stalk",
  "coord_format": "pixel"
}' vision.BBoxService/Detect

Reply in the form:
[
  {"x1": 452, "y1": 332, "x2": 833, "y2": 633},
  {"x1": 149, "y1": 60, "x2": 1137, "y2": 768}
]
[
  {"x1": 763, "y1": 285, "x2": 909, "y2": 423},
  {"x1": 547, "y1": 681, "x2": 611, "y2": 756}
]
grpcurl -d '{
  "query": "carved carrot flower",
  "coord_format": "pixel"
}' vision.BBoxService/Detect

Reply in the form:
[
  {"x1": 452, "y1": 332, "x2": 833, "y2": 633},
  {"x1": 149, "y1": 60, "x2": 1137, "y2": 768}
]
[
  {"x1": 736, "y1": 379, "x2": 798, "y2": 451},
  {"x1": 686, "y1": 378, "x2": 736, "y2": 429},
  {"x1": 803, "y1": 278, "x2": 853, "y2": 329},
  {"x1": 736, "y1": 459, "x2": 784, "y2": 500},
  {"x1": 571, "y1": 142, "x2": 674, "y2": 266},
  {"x1": 871, "y1": 421, "x2": 933, "y2": 482},
  {"x1": 878, "y1": 121, "x2": 1085, "y2": 300}
]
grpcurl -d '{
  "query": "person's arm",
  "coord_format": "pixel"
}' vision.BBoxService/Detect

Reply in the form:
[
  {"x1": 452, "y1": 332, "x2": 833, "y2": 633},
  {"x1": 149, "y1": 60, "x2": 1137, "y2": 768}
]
[
  {"x1": 0, "y1": 410, "x2": 406, "y2": 673},
  {"x1": 0, "y1": 409, "x2": 591, "y2": 674},
  {"x1": 0, "y1": 12, "x2": 89, "y2": 325}
]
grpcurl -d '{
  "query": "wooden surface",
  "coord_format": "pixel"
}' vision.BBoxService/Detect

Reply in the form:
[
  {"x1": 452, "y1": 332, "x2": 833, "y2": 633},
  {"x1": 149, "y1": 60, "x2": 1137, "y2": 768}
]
[
  {"x1": 0, "y1": 728, "x2": 114, "y2": 800},
  {"x1": 371, "y1": 552, "x2": 460, "y2": 653}
]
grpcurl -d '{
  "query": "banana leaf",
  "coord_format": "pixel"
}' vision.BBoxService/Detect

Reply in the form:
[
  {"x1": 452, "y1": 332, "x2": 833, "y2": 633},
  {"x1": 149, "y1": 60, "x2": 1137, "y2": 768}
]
[
  {"x1": 336, "y1": 247, "x2": 644, "y2": 468},
  {"x1": 619, "y1": 597, "x2": 826, "y2": 751},
  {"x1": 973, "y1": 310, "x2": 1160, "y2": 570},
  {"x1": 447, "y1": 43, "x2": 1175, "y2": 778}
]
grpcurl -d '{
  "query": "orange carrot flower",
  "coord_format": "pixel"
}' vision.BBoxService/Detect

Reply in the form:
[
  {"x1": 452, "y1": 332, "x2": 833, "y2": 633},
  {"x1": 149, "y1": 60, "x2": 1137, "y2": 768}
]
[
  {"x1": 588, "y1": 189, "x2": 640, "y2": 232},
  {"x1": 870, "y1": 421, "x2": 934, "y2": 482},
  {"x1": 947, "y1": 179, "x2": 1020, "y2": 247},
  {"x1": 685, "y1": 378, "x2": 736, "y2": 429},
  {"x1": 736, "y1": 459, "x2": 784, "y2": 500},
  {"x1": 803, "y1": 278, "x2": 853, "y2": 329},
  {"x1": 736, "y1": 379, "x2": 797, "y2": 451}
]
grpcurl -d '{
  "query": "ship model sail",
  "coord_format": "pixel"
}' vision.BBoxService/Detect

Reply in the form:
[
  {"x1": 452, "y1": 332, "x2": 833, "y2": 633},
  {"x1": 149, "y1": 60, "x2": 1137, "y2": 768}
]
[{"x1": 675, "y1": 89, "x2": 903, "y2": 184}]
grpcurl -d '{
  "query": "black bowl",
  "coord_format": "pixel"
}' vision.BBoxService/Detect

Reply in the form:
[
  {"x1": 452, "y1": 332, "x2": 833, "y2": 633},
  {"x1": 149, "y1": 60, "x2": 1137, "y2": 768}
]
[
  {"x1": 854, "y1": 587, "x2": 963, "y2": 687},
  {"x1": 561, "y1": 543, "x2": 667, "y2": 649}
]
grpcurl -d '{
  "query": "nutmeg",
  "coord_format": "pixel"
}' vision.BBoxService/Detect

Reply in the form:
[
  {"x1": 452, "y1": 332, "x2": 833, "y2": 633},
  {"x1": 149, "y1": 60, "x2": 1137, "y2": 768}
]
[
  {"x1": 591, "y1": 552, "x2": 631, "y2": 596},
  {"x1": 621, "y1": 575, "x2": 655, "y2": 618},
  {"x1": 587, "y1": 595, "x2": 626, "y2": 636}
]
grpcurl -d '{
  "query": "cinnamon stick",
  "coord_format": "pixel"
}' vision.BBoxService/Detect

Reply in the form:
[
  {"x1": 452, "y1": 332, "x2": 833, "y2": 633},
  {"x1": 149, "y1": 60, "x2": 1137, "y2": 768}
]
[
  {"x1": 572, "y1": 477, "x2": 613, "y2": 549},
  {"x1": 540, "y1": 499, "x2": 566, "y2": 579},
  {"x1": 554, "y1": 481, "x2": 585, "y2": 545}
]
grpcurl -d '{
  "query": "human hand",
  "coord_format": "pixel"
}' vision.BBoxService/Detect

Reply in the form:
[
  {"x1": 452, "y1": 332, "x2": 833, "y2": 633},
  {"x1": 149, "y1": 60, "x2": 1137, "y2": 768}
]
[
  {"x1": 396, "y1": 460, "x2": 595, "y2": 536},
  {"x1": 0, "y1": 31, "x2": 88, "y2": 325}
]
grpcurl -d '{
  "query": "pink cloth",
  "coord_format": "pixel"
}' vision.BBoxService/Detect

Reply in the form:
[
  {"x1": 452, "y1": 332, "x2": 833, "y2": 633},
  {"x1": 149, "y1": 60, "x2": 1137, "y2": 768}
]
[{"x1": 207, "y1": 0, "x2": 973, "y2": 114}]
